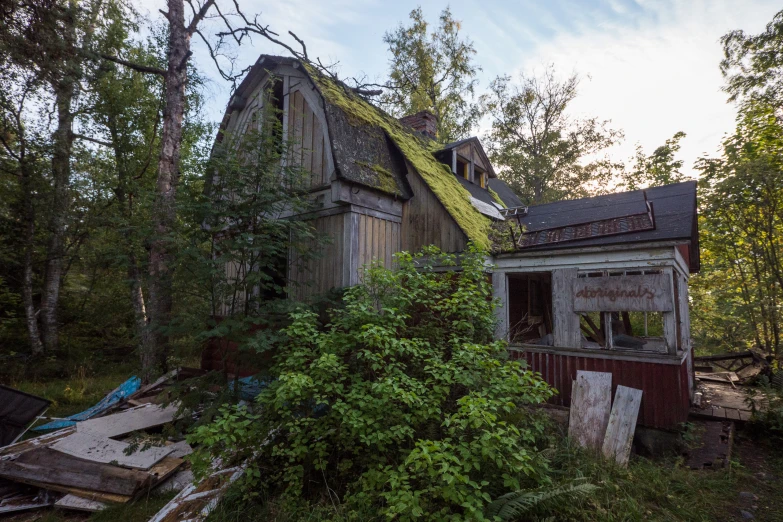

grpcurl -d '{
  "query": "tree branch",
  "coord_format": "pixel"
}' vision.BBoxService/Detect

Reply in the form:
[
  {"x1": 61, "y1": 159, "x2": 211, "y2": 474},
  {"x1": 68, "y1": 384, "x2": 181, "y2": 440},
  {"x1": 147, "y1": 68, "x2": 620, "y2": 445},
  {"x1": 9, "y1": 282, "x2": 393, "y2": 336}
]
[{"x1": 100, "y1": 54, "x2": 166, "y2": 76}]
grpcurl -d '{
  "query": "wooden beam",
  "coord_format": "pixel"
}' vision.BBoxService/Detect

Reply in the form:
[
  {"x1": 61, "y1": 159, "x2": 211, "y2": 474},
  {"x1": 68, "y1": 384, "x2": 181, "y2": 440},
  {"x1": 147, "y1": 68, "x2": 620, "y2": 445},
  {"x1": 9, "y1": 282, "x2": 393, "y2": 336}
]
[{"x1": 552, "y1": 268, "x2": 580, "y2": 348}]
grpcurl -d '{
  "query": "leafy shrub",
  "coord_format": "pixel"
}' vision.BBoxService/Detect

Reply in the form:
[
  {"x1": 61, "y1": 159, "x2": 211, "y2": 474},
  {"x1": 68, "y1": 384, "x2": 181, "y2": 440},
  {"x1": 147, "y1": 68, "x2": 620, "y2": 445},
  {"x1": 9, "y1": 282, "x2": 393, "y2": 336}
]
[
  {"x1": 189, "y1": 243, "x2": 555, "y2": 520},
  {"x1": 746, "y1": 373, "x2": 783, "y2": 436}
]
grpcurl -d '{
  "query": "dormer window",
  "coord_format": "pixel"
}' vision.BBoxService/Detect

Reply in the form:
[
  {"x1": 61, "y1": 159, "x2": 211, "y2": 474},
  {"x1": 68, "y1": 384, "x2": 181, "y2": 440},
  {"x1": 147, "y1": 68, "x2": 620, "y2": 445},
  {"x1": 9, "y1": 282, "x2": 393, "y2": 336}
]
[
  {"x1": 476, "y1": 167, "x2": 487, "y2": 189},
  {"x1": 456, "y1": 157, "x2": 469, "y2": 181}
]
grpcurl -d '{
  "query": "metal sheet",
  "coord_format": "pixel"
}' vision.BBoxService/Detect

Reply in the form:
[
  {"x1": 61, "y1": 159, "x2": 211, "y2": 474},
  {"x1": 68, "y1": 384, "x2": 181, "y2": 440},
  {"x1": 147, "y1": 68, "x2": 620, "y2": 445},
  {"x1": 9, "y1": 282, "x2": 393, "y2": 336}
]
[{"x1": 0, "y1": 385, "x2": 50, "y2": 446}]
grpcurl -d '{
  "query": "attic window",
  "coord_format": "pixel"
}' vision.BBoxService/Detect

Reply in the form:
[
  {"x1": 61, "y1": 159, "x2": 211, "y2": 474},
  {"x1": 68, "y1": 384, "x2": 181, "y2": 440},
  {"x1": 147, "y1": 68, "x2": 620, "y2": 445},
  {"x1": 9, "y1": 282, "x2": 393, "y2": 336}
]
[
  {"x1": 476, "y1": 167, "x2": 486, "y2": 188},
  {"x1": 456, "y1": 158, "x2": 469, "y2": 180}
]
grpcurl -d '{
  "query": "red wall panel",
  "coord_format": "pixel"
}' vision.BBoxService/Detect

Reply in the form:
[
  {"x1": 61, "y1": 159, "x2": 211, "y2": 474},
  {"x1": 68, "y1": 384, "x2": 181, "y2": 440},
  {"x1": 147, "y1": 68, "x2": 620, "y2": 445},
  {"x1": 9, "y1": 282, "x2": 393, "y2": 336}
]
[{"x1": 511, "y1": 349, "x2": 690, "y2": 430}]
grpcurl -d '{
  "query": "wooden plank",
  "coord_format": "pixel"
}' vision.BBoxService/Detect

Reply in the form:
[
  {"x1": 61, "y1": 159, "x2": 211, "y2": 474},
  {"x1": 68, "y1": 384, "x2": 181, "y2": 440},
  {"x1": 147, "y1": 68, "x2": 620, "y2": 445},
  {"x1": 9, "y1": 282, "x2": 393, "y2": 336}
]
[
  {"x1": 0, "y1": 448, "x2": 151, "y2": 496},
  {"x1": 302, "y1": 101, "x2": 314, "y2": 183},
  {"x1": 149, "y1": 465, "x2": 245, "y2": 522},
  {"x1": 77, "y1": 404, "x2": 178, "y2": 438},
  {"x1": 312, "y1": 118, "x2": 324, "y2": 182},
  {"x1": 51, "y1": 431, "x2": 173, "y2": 470},
  {"x1": 55, "y1": 493, "x2": 107, "y2": 512},
  {"x1": 552, "y1": 268, "x2": 581, "y2": 348},
  {"x1": 23, "y1": 479, "x2": 131, "y2": 504},
  {"x1": 0, "y1": 427, "x2": 74, "y2": 456},
  {"x1": 148, "y1": 457, "x2": 185, "y2": 485},
  {"x1": 568, "y1": 371, "x2": 612, "y2": 451},
  {"x1": 602, "y1": 385, "x2": 642, "y2": 466},
  {"x1": 573, "y1": 274, "x2": 673, "y2": 312}
]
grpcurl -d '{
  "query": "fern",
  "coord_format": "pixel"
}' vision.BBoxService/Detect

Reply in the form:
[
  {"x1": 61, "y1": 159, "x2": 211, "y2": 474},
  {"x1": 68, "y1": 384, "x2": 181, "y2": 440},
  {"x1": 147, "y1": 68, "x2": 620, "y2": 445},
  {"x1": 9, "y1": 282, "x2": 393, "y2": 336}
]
[{"x1": 485, "y1": 478, "x2": 597, "y2": 521}]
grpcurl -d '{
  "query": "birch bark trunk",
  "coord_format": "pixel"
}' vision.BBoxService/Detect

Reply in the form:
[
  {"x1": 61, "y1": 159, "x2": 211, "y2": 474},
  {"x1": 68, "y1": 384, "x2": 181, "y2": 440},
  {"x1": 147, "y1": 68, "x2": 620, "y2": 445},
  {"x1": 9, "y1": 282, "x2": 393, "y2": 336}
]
[{"x1": 145, "y1": 0, "x2": 190, "y2": 379}]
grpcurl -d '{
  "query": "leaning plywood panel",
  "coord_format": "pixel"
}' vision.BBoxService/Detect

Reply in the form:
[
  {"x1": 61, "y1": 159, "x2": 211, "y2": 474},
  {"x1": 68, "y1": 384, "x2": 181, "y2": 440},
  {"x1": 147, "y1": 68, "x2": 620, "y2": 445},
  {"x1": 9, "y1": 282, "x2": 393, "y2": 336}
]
[
  {"x1": 568, "y1": 371, "x2": 612, "y2": 451},
  {"x1": 76, "y1": 404, "x2": 178, "y2": 438},
  {"x1": 602, "y1": 385, "x2": 643, "y2": 467},
  {"x1": 51, "y1": 431, "x2": 173, "y2": 470}
]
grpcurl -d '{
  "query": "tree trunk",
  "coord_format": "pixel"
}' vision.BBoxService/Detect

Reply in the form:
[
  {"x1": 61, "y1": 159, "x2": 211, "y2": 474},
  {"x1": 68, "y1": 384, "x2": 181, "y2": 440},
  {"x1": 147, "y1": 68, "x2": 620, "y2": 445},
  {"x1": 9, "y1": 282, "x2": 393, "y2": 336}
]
[
  {"x1": 145, "y1": 0, "x2": 190, "y2": 380},
  {"x1": 40, "y1": 79, "x2": 75, "y2": 353},
  {"x1": 20, "y1": 167, "x2": 44, "y2": 355}
]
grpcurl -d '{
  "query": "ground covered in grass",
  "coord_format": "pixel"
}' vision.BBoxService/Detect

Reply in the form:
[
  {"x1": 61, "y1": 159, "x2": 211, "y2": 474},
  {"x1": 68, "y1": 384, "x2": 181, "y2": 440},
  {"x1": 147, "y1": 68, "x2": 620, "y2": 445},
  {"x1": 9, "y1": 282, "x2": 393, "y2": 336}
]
[
  {"x1": 201, "y1": 427, "x2": 783, "y2": 522},
  {"x1": 5, "y1": 365, "x2": 782, "y2": 521}
]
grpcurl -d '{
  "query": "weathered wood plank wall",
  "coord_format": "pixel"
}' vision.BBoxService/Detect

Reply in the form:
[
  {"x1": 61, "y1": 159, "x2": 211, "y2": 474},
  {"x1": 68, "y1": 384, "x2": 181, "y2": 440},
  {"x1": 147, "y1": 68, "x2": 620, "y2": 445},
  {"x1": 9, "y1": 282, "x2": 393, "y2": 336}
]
[
  {"x1": 357, "y1": 213, "x2": 401, "y2": 274},
  {"x1": 401, "y1": 169, "x2": 467, "y2": 253},
  {"x1": 289, "y1": 213, "x2": 345, "y2": 300},
  {"x1": 288, "y1": 90, "x2": 328, "y2": 188}
]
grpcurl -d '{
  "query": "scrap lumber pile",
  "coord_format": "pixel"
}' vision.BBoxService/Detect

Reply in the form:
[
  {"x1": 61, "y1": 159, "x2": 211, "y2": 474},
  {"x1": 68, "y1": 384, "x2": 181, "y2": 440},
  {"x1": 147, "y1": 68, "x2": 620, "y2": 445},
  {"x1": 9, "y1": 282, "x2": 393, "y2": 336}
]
[
  {"x1": 0, "y1": 370, "x2": 199, "y2": 516},
  {"x1": 694, "y1": 350, "x2": 769, "y2": 385}
]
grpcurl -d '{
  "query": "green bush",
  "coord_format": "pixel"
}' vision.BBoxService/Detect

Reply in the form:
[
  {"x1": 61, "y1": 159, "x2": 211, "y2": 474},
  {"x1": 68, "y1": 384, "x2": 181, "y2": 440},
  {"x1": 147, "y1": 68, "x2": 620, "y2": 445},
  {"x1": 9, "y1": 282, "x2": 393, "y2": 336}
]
[{"x1": 189, "y1": 243, "x2": 554, "y2": 520}]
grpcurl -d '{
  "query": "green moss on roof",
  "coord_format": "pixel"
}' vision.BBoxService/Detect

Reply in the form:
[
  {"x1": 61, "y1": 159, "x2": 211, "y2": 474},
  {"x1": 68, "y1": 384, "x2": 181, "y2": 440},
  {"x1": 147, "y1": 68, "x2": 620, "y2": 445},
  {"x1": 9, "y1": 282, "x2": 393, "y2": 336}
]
[
  {"x1": 304, "y1": 64, "x2": 491, "y2": 249},
  {"x1": 489, "y1": 188, "x2": 506, "y2": 208},
  {"x1": 353, "y1": 161, "x2": 401, "y2": 196}
]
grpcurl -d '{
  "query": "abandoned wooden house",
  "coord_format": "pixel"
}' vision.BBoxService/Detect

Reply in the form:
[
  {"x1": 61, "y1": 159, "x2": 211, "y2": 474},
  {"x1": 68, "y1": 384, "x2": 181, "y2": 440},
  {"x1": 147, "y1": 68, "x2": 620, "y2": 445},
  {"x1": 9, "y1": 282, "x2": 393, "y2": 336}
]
[{"x1": 208, "y1": 54, "x2": 700, "y2": 430}]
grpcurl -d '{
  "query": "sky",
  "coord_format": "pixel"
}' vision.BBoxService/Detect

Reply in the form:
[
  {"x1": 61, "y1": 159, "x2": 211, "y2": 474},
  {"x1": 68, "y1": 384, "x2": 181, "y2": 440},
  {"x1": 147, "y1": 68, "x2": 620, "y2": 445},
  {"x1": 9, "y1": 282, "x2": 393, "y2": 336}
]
[{"x1": 140, "y1": 0, "x2": 781, "y2": 176}]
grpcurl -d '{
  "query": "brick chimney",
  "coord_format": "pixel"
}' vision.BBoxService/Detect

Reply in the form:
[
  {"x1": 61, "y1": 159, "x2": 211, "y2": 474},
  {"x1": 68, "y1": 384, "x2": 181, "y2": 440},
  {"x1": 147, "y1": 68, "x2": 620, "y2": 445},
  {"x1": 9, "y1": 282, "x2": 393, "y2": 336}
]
[{"x1": 399, "y1": 110, "x2": 438, "y2": 139}]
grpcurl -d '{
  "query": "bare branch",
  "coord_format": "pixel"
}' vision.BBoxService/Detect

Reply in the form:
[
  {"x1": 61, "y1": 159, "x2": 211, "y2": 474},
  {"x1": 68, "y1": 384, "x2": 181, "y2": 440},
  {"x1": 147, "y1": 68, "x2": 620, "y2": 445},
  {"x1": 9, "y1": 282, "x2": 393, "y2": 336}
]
[
  {"x1": 72, "y1": 132, "x2": 112, "y2": 147},
  {"x1": 100, "y1": 54, "x2": 166, "y2": 76}
]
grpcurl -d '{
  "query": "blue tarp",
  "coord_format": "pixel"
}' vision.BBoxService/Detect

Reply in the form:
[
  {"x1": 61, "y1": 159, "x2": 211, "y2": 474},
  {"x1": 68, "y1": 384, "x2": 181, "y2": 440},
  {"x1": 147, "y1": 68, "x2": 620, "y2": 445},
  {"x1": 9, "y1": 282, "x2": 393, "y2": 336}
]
[
  {"x1": 229, "y1": 376, "x2": 271, "y2": 401},
  {"x1": 33, "y1": 376, "x2": 141, "y2": 432}
]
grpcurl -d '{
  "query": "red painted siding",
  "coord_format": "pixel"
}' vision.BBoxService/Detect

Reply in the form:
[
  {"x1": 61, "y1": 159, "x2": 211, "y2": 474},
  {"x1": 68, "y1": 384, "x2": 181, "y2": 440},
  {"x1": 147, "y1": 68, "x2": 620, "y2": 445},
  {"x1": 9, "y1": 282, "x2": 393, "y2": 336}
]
[{"x1": 511, "y1": 349, "x2": 691, "y2": 430}]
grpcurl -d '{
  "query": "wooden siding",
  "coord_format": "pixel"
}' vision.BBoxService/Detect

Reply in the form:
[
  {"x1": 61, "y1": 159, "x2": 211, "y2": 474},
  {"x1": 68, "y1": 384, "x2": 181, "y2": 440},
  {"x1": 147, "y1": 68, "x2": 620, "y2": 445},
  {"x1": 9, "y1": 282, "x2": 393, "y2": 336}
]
[
  {"x1": 357, "y1": 213, "x2": 401, "y2": 274},
  {"x1": 511, "y1": 348, "x2": 691, "y2": 430},
  {"x1": 401, "y1": 169, "x2": 467, "y2": 253},
  {"x1": 289, "y1": 213, "x2": 345, "y2": 300},
  {"x1": 219, "y1": 261, "x2": 246, "y2": 317},
  {"x1": 288, "y1": 90, "x2": 328, "y2": 188}
]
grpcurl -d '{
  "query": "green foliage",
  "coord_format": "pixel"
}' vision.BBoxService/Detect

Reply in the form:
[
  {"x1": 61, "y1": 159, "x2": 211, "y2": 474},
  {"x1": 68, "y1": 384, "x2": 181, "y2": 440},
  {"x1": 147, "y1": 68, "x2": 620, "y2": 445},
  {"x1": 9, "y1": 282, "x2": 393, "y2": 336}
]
[
  {"x1": 481, "y1": 67, "x2": 623, "y2": 205},
  {"x1": 190, "y1": 243, "x2": 554, "y2": 520},
  {"x1": 484, "y1": 478, "x2": 597, "y2": 521},
  {"x1": 746, "y1": 374, "x2": 783, "y2": 436},
  {"x1": 622, "y1": 132, "x2": 687, "y2": 191},
  {"x1": 380, "y1": 7, "x2": 481, "y2": 142},
  {"x1": 693, "y1": 100, "x2": 783, "y2": 356},
  {"x1": 721, "y1": 9, "x2": 783, "y2": 104}
]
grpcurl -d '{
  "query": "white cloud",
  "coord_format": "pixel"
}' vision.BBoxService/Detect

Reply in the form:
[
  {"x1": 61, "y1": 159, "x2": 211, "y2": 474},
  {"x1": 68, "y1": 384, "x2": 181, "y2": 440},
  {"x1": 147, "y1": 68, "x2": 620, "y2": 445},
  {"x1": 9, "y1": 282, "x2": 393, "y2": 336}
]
[{"x1": 499, "y1": 0, "x2": 781, "y2": 175}]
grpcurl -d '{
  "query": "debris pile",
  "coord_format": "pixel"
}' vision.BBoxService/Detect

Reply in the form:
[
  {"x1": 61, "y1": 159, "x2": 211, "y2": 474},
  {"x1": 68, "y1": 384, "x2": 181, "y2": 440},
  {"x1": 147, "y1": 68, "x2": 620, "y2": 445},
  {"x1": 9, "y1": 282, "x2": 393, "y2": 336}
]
[{"x1": 0, "y1": 369, "x2": 203, "y2": 517}]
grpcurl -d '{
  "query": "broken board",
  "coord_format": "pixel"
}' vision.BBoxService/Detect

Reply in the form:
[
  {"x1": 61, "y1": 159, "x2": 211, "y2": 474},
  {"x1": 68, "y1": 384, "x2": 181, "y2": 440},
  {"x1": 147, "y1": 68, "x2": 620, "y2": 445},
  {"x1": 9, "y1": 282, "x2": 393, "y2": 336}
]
[
  {"x1": 149, "y1": 465, "x2": 245, "y2": 522},
  {"x1": 568, "y1": 371, "x2": 612, "y2": 451},
  {"x1": 77, "y1": 403, "x2": 179, "y2": 438},
  {"x1": 602, "y1": 385, "x2": 643, "y2": 466},
  {"x1": 0, "y1": 447, "x2": 151, "y2": 496},
  {"x1": 51, "y1": 431, "x2": 173, "y2": 470},
  {"x1": 55, "y1": 493, "x2": 107, "y2": 512}
]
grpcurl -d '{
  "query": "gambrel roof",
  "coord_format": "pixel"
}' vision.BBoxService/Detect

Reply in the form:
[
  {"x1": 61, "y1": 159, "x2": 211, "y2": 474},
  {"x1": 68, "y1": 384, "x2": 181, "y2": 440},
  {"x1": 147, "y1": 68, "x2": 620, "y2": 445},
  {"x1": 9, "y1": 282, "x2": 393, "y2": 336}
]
[{"x1": 221, "y1": 55, "x2": 526, "y2": 249}]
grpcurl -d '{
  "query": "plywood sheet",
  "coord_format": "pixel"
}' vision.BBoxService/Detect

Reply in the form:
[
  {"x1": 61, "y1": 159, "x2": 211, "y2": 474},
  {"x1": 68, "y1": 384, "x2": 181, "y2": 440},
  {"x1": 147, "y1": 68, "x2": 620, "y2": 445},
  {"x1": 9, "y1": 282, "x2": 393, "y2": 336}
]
[
  {"x1": 55, "y1": 493, "x2": 107, "y2": 512},
  {"x1": 51, "y1": 431, "x2": 173, "y2": 470},
  {"x1": 568, "y1": 371, "x2": 612, "y2": 451},
  {"x1": 77, "y1": 404, "x2": 178, "y2": 438},
  {"x1": 602, "y1": 385, "x2": 643, "y2": 466}
]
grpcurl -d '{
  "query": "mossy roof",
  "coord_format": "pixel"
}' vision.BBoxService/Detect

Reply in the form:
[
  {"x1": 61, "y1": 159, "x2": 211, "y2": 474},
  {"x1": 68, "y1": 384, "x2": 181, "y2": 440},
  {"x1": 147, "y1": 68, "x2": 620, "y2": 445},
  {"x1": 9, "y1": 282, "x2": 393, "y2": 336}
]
[{"x1": 303, "y1": 64, "x2": 492, "y2": 248}]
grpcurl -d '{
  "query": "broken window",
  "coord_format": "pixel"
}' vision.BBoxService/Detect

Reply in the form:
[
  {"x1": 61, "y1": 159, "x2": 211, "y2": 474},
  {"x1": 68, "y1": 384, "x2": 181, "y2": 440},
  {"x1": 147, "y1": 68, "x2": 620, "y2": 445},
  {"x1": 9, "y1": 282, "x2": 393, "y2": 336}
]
[{"x1": 507, "y1": 273, "x2": 553, "y2": 344}]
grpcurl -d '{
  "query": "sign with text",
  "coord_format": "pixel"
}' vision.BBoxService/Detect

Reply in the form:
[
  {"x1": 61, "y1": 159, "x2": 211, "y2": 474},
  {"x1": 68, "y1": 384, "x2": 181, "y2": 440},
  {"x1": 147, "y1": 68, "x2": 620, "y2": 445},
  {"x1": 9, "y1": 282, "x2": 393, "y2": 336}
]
[{"x1": 572, "y1": 274, "x2": 672, "y2": 312}]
